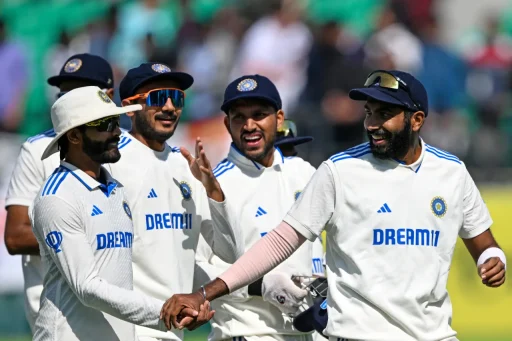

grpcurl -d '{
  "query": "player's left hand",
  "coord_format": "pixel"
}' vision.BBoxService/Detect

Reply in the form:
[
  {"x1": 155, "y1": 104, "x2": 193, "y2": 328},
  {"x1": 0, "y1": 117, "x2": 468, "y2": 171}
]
[
  {"x1": 478, "y1": 257, "x2": 506, "y2": 287},
  {"x1": 160, "y1": 291, "x2": 212, "y2": 330},
  {"x1": 181, "y1": 137, "x2": 224, "y2": 201}
]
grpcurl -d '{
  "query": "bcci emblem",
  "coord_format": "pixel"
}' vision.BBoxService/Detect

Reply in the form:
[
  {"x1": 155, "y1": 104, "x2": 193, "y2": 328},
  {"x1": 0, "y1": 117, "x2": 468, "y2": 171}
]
[
  {"x1": 97, "y1": 90, "x2": 112, "y2": 103},
  {"x1": 152, "y1": 63, "x2": 171, "y2": 73},
  {"x1": 237, "y1": 78, "x2": 257, "y2": 92},
  {"x1": 294, "y1": 190, "x2": 302, "y2": 201},
  {"x1": 179, "y1": 181, "x2": 192, "y2": 200},
  {"x1": 45, "y1": 231, "x2": 63, "y2": 253},
  {"x1": 123, "y1": 201, "x2": 132, "y2": 220},
  {"x1": 431, "y1": 197, "x2": 447, "y2": 218},
  {"x1": 64, "y1": 58, "x2": 82, "y2": 73}
]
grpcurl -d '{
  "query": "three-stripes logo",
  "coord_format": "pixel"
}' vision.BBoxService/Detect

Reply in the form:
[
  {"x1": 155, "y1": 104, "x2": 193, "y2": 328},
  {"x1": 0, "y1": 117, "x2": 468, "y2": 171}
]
[
  {"x1": 255, "y1": 206, "x2": 267, "y2": 217},
  {"x1": 147, "y1": 188, "x2": 158, "y2": 198},
  {"x1": 91, "y1": 205, "x2": 103, "y2": 217},
  {"x1": 377, "y1": 203, "x2": 392, "y2": 213}
]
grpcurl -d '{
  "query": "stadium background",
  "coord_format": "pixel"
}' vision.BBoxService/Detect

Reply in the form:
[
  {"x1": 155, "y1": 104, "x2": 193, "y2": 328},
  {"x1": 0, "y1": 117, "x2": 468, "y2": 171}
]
[{"x1": 0, "y1": 0, "x2": 511, "y2": 340}]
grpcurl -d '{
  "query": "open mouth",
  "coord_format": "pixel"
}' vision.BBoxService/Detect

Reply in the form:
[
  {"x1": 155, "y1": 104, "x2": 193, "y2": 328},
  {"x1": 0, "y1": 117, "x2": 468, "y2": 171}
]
[
  {"x1": 371, "y1": 134, "x2": 388, "y2": 146},
  {"x1": 242, "y1": 133, "x2": 263, "y2": 147}
]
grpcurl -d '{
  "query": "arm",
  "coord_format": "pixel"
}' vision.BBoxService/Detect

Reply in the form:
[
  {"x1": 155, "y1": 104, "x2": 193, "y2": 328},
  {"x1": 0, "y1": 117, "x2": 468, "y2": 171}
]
[
  {"x1": 32, "y1": 196, "x2": 167, "y2": 331},
  {"x1": 4, "y1": 143, "x2": 45, "y2": 255},
  {"x1": 459, "y1": 168, "x2": 506, "y2": 287}
]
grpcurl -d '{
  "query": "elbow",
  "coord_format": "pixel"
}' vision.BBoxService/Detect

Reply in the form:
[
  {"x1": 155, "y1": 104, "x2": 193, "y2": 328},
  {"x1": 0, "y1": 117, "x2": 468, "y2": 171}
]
[{"x1": 5, "y1": 235, "x2": 21, "y2": 255}]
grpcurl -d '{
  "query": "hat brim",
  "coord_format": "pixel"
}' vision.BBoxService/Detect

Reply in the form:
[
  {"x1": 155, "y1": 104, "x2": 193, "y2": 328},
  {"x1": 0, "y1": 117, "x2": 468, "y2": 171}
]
[
  {"x1": 131, "y1": 72, "x2": 194, "y2": 95},
  {"x1": 349, "y1": 87, "x2": 406, "y2": 107},
  {"x1": 275, "y1": 136, "x2": 314, "y2": 147},
  {"x1": 221, "y1": 93, "x2": 279, "y2": 113},
  {"x1": 41, "y1": 104, "x2": 142, "y2": 160},
  {"x1": 47, "y1": 74, "x2": 111, "y2": 89},
  {"x1": 293, "y1": 306, "x2": 316, "y2": 332}
]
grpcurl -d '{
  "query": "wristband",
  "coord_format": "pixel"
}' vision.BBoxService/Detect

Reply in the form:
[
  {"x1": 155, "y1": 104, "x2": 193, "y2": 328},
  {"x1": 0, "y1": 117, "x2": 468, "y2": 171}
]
[
  {"x1": 477, "y1": 247, "x2": 507, "y2": 270},
  {"x1": 200, "y1": 285, "x2": 207, "y2": 301}
]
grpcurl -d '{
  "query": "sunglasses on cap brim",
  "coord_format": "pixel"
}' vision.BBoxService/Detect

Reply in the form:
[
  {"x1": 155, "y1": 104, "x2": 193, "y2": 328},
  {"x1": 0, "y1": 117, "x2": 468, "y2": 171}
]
[
  {"x1": 277, "y1": 120, "x2": 298, "y2": 138},
  {"x1": 364, "y1": 71, "x2": 422, "y2": 111},
  {"x1": 84, "y1": 115, "x2": 120, "y2": 132},
  {"x1": 124, "y1": 88, "x2": 185, "y2": 109}
]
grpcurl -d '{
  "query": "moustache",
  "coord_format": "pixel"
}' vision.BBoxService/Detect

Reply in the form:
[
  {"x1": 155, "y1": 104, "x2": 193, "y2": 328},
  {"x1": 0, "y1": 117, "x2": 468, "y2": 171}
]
[
  {"x1": 367, "y1": 129, "x2": 391, "y2": 138},
  {"x1": 154, "y1": 113, "x2": 178, "y2": 121}
]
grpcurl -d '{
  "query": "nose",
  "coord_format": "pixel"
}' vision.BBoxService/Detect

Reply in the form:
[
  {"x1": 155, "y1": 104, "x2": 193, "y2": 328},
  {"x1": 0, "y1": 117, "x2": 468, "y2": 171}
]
[
  {"x1": 364, "y1": 114, "x2": 381, "y2": 132},
  {"x1": 244, "y1": 117, "x2": 257, "y2": 131},
  {"x1": 162, "y1": 97, "x2": 176, "y2": 112},
  {"x1": 113, "y1": 125, "x2": 121, "y2": 137}
]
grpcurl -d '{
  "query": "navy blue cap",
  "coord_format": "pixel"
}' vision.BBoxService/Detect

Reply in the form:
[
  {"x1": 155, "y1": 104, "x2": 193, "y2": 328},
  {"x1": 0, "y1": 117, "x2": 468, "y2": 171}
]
[
  {"x1": 221, "y1": 74, "x2": 282, "y2": 113},
  {"x1": 119, "y1": 63, "x2": 194, "y2": 100},
  {"x1": 275, "y1": 135, "x2": 314, "y2": 147},
  {"x1": 349, "y1": 70, "x2": 429, "y2": 116},
  {"x1": 293, "y1": 298, "x2": 328, "y2": 338},
  {"x1": 47, "y1": 53, "x2": 114, "y2": 89}
]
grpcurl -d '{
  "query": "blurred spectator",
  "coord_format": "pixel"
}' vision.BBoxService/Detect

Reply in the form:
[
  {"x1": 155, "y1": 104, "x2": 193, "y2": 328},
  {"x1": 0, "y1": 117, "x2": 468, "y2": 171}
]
[
  {"x1": 89, "y1": 5, "x2": 120, "y2": 60},
  {"x1": 231, "y1": 0, "x2": 312, "y2": 114},
  {"x1": 0, "y1": 18, "x2": 28, "y2": 133}
]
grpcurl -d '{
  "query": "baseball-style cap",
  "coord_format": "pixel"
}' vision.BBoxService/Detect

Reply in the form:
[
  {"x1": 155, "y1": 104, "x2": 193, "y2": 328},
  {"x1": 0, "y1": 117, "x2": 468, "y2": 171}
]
[
  {"x1": 293, "y1": 297, "x2": 328, "y2": 338},
  {"x1": 349, "y1": 70, "x2": 429, "y2": 116},
  {"x1": 275, "y1": 119, "x2": 313, "y2": 147},
  {"x1": 47, "y1": 53, "x2": 114, "y2": 89},
  {"x1": 221, "y1": 74, "x2": 282, "y2": 113},
  {"x1": 119, "y1": 63, "x2": 194, "y2": 100},
  {"x1": 41, "y1": 86, "x2": 142, "y2": 160}
]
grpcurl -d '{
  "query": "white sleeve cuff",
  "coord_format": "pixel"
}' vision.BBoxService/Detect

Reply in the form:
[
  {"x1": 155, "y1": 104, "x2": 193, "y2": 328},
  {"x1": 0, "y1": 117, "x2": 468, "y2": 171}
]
[
  {"x1": 283, "y1": 214, "x2": 317, "y2": 241},
  {"x1": 5, "y1": 198, "x2": 33, "y2": 208},
  {"x1": 459, "y1": 219, "x2": 493, "y2": 239}
]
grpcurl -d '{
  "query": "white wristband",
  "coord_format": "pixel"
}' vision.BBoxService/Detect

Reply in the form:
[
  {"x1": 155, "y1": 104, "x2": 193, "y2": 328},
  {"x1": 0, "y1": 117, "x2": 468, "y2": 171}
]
[{"x1": 477, "y1": 247, "x2": 507, "y2": 270}]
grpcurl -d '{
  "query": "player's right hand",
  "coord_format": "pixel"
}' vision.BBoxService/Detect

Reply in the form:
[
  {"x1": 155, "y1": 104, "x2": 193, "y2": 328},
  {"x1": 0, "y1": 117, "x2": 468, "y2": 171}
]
[
  {"x1": 160, "y1": 291, "x2": 213, "y2": 330},
  {"x1": 261, "y1": 271, "x2": 308, "y2": 316}
]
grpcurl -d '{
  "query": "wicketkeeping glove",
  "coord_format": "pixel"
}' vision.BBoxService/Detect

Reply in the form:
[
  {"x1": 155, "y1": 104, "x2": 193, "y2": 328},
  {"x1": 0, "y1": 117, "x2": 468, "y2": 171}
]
[{"x1": 261, "y1": 271, "x2": 308, "y2": 315}]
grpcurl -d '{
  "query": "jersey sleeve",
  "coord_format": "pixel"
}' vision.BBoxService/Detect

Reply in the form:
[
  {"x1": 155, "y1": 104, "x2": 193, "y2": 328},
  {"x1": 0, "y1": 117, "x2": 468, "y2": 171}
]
[
  {"x1": 283, "y1": 162, "x2": 336, "y2": 241},
  {"x1": 198, "y1": 185, "x2": 245, "y2": 263},
  {"x1": 5, "y1": 143, "x2": 45, "y2": 207},
  {"x1": 31, "y1": 196, "x2": 166, "y2": 331},
  {"x1": 459, "y1": 167, "x2": 493, "y2": 239}
]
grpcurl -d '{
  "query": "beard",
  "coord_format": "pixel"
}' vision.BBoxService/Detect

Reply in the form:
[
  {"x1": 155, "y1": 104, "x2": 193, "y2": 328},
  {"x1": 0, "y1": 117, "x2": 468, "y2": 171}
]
[
  {"x1": 234, "y1": 129, "x2": 276, "y2": 163},
  {"x1": 134, "y1": 111, "x2": 179, "y2": 143},
  {"x1": 82, "y1": 133, "x2": 121, "y2": 164},
  {"x1": 367, "y1": 118, "x2": 412, "y2": 160}
]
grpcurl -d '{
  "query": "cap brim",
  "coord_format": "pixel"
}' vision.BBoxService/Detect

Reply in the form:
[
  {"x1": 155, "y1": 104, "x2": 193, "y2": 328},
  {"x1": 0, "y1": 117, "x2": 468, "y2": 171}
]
[
  {"x1": 221, "y1": 93, "x2": 279, "y2": 113},
  {"x1": 349, "y1": 87, "x2": 406, "y2": 107},
  {"x1": 293, "y1": 307, "x2": 316, "y2": 332},
  {"x1": 41, "y1": 104, "x2": 142, "y2": 160},
  {"x1": 133, "y1": 72, "x2": 194, "y2": 94},
  {"x1": 47, "y1": 74, "x2": 111, "y2": 88},
  {"x1": 275, "y1": 136, "x2": 314, "y2": 147}
]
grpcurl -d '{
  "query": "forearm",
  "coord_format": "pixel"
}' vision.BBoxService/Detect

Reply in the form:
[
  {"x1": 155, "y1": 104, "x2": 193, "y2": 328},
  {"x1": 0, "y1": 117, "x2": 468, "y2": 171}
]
[
  {"x1": 5, "y1": 208, "x2": 40, "y2": 255},
  {"x1": 203, "y1": 222, "x2": 305, "y2": 300}
]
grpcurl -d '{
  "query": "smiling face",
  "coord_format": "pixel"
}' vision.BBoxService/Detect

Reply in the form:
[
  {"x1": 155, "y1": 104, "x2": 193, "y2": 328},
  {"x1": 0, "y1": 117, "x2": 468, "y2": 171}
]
[
  {"x1": 224, "y1": 99, "x2": 284, "y2": 164},
  {"x1": 124, "y1": 79, "x2": 184, "y2": 143}
]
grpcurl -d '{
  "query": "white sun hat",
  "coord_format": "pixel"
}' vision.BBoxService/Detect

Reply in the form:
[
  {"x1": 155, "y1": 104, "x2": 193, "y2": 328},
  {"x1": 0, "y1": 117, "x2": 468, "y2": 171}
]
[{"x1": 41, "y1": 86, "x2": 142, "y2": 160}]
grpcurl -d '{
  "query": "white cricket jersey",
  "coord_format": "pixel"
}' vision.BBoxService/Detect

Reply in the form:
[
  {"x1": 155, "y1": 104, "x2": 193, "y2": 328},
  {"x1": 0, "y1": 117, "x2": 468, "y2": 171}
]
[
  {"x1": 106, "y1": 132, "x2": 243, "y2": 340},
  {"x1": 284, "y1": 139, "x2": 493, "y2": 341},
  {"x1": 5, "y1": 129, "x2": 59, "y2": 330},
  {"x1": 195, "y1": 144, "x2": 323, "y2": 340},
  {"x1": 30, "y1": 161, "x2": 166, "y2": 341}
]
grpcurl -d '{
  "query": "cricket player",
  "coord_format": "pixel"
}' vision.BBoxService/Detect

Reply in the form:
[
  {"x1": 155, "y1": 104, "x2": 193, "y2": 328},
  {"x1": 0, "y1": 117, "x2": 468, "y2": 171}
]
[
  {"x1": 30, "y1": 86, "x2": 180, "y2": 341},
  {"x1": 4, "y1": 53, "x2": 115, "y2": 331},
  {"x1": 193, "y1": 75, "x2": 324, "y2": 341},
  {"x1": 105, "y1": 63, "x2": 244, "y2": 341},
  {"x1": 161, "y1": 70, "x2": 507, "y2": 341}
]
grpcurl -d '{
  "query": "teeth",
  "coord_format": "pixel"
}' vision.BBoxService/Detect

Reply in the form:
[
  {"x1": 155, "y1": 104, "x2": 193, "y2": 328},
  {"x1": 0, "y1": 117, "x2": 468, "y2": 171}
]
[
  {"x1": 245, "y1": 136, "x2": 260, "y2": 141},
  {"x1": 372, "y1": 135, "x2": 385, "y2": 140}
]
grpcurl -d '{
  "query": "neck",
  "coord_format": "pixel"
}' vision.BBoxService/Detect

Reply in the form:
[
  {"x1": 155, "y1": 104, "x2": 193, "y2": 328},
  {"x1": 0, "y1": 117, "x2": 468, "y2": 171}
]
[
  {"x1": 399, "y1": 137, "x2": 422, "y2": 165},
  {"x1": 257, "y1": 147, "x2": 275, "y2": 168},
  {"x1": 65, "y1": 152, "x2": 101, "y2": 180},
  {"x1": 129, "y1": 131, "x2": 166, "y2": 152}
]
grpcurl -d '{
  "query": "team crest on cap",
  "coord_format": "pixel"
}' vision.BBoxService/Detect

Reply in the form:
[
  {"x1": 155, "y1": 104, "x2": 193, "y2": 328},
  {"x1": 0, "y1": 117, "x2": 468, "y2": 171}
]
[
  {"x1": 64, "y1": 58, "x2": 82, "y2": 73},
  {"x1": 123, "y1": 201, "x2": 132, "y2": 220},
  {"x1": 431, "y1": 197, "x2": 447, "y2": 218},
  {"x1": 97, "y1": 90, "x2": 112, "y2": 103},
  {"x1": 179, "y1": 181, "x2": 192, "y2": 200},
  {"x1": 237, "y1": 78, "x2": 257, "y2": 92},
  {"x1": 152, "y1": 63, "x2": 171, "y2": 73},
  {"x1": 294, "y1": 190, "x2": 302, "y2": 201}
]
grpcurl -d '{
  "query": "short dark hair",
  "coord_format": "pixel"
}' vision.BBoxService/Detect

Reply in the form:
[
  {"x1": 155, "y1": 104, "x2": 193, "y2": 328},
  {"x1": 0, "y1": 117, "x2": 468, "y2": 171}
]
[{"x1": 57, "y1": 126, "x2": 85, "y2": 159}]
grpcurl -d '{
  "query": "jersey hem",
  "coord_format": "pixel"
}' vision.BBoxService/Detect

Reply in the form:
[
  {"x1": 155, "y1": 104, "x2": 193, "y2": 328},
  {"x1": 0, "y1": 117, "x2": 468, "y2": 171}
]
[
  {"x1": 283, "y1": 215, "x2": 317, "y2": 241},
  {"x1": 459, "y1": 219, "x2": 493, "y2": 239},
  {"x1": 5, "y1": 198, "x2": 33, "y2": 208}
]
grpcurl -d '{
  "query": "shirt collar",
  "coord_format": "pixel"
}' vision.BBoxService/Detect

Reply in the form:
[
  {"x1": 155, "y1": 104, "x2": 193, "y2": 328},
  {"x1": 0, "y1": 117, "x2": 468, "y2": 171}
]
[
  {"x1": 391, "y1": 138, "x2": 426, "y2": 173},
  {"x1": 60, "y1": 161, "x2": 119, "y2": 196},
  {"x1": 228, "y1": 143, "x2": 285, "y2": 171}
]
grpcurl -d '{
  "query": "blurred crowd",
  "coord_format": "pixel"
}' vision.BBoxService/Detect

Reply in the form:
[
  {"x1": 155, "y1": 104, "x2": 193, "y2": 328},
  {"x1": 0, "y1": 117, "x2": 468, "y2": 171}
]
[{"x1": 1, "y1": 0, "x2": 512, "y2": 174}]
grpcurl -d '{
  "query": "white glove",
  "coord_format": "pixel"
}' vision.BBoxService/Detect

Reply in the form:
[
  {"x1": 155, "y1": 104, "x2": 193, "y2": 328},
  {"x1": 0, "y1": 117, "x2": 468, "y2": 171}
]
[{"x1": 261, "y1": 271, "x2": 308, "y2": 315}]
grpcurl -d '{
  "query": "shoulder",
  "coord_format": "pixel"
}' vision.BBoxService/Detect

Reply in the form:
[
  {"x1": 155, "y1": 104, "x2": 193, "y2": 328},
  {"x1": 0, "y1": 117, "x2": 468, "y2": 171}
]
[
  {"x1": 212, "y1": 158, "x2": 238, "y2": 179},
  {"x1": 328, "y1": 142, "x2": 372, "y2": 165},
  {"x1": 282, "y1": 156, "x2": 316, "y2": 177},
  {"x1": 38, "y1": 166, "x2": 75, "y2": 199},
  {"x1": 423, "y1": 143, "x2": 463, "y2": 166},
  {"x1": 24, "y1": 129, "x2": 56, "y2": 151}
]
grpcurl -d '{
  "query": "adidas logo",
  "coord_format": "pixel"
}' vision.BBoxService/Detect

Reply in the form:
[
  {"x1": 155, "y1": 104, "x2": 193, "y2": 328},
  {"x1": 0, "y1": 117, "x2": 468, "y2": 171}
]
[
  {"x1": 255, "y1": 206, "x2": 267, "y2": 217},
  {"x1": 147, "y1": 188, "x2": 158, "y2": 198},
  {"x1": 377, "y1": 203, "x2": 392, "y2": 213},
  {"x1": 91, "y1": 205, "x2": 103, "y2": 216}
]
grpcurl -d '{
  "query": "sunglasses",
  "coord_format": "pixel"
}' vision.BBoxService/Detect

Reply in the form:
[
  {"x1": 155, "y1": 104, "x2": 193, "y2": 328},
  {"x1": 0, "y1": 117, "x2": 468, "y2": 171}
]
[
  {"x1": 85, "y1": 115, "x2": 120, "y2": 132},
  {"x1": 277, "y1": 120, "x2": 298, "y2": 138},
  {"x1": 364, "y1": 71, "x2": 422, "y2": 111},
  {"x1": 124, "y1": 88, "x2": 185, "y2": 109}
]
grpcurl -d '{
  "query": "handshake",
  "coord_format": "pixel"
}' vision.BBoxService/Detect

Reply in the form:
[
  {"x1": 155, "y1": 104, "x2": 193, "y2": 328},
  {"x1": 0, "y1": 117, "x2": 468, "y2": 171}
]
[{"x1": 159, "y1": 271, "x2": 310, "y2": 330}]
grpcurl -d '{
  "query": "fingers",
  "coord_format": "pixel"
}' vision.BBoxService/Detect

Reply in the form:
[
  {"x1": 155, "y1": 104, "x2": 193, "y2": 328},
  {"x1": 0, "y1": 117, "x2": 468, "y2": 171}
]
[
  {"x1": 490, "y1": 275, "x2": 506, "y2": 287},
  {"x1": 180, "y1": 147, "x2": 194, "y2": 165},
  {"x1": 480, "y1": 258, "x2": 503, "y2": 280},
  {"x1": 195, "y1": 137, "x2": 201, "y2": 159},
  {"x1": 485, "y1": 269, "x2": 506, "y2": 286}
]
